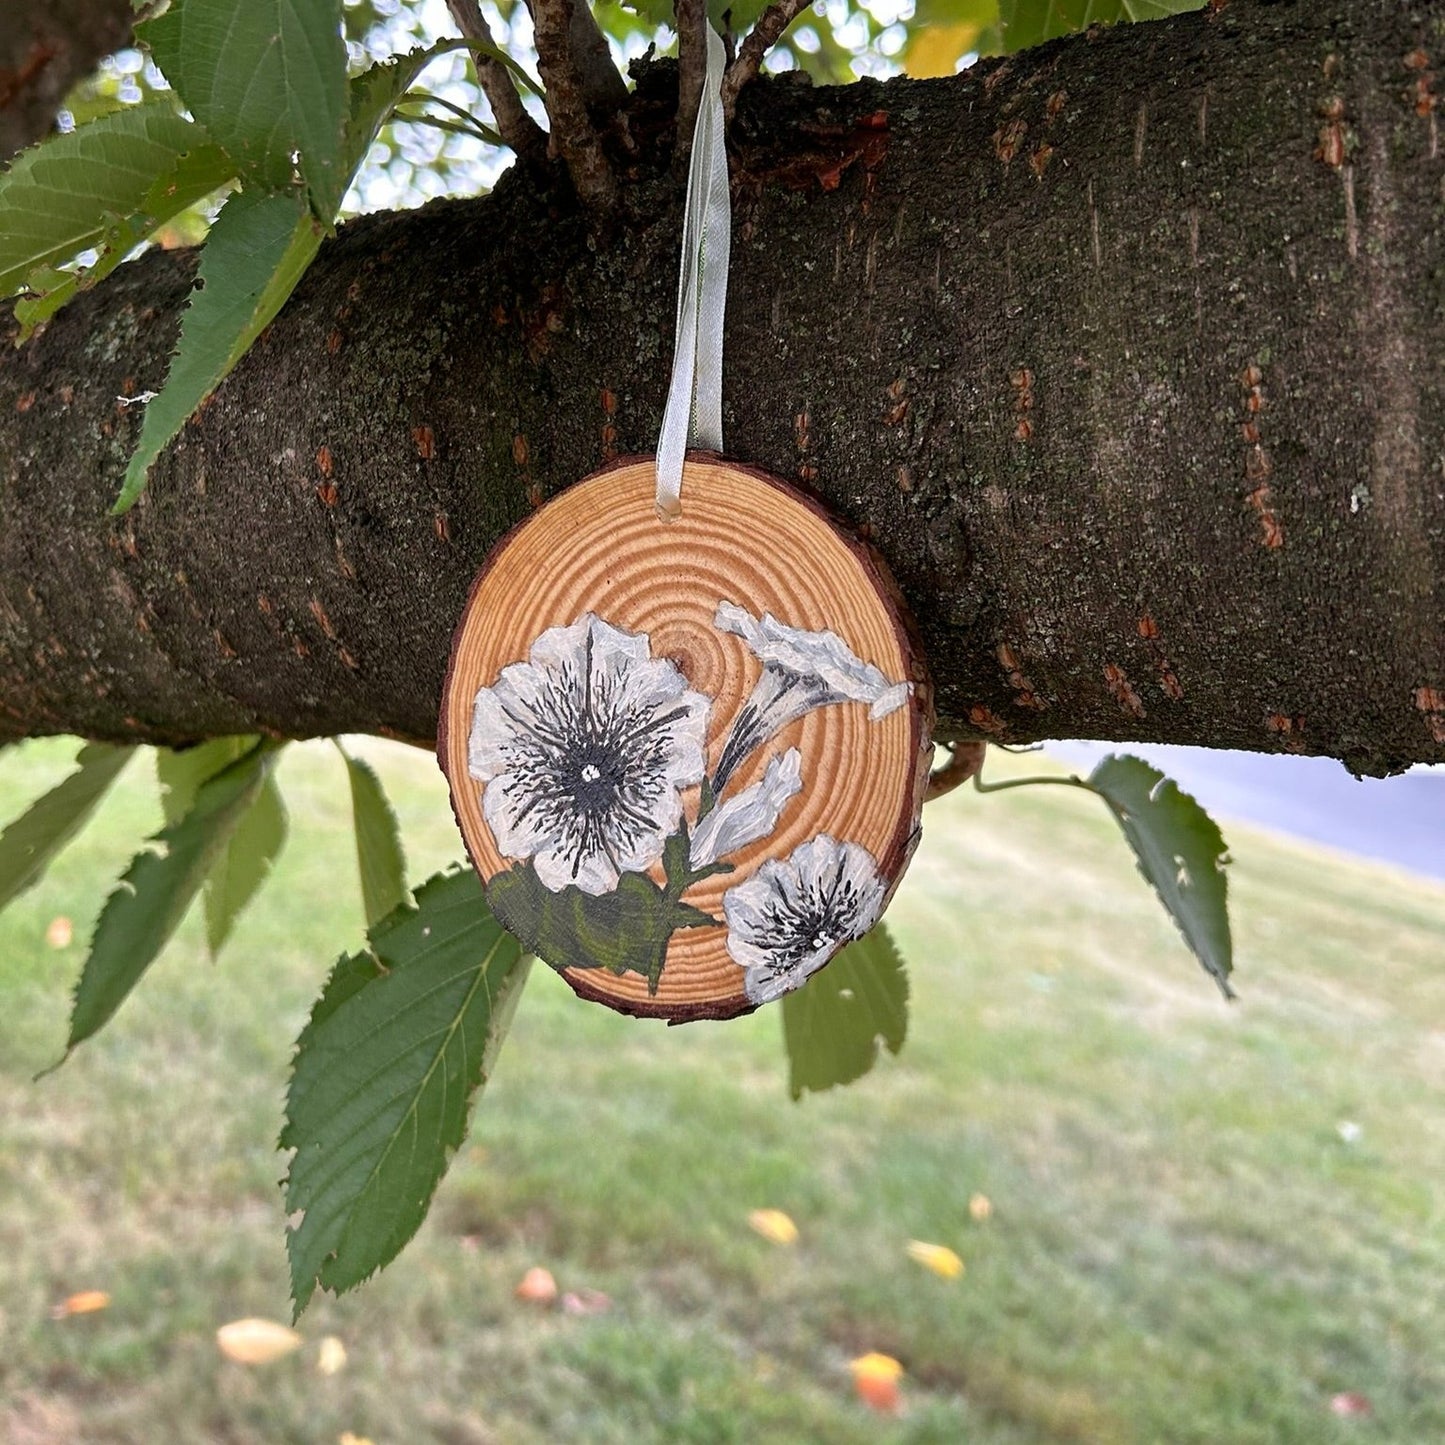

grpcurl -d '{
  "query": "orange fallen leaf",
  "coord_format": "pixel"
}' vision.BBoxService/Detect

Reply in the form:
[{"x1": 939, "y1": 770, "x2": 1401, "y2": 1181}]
[
  {"x1": 45, "y1": 917, "x2": 73, "y2": 949},
  {"x1": 52, "y1": 1289, "x2": 109, "y2": 1318},
  {"x1": 316, "y1": 1336, "x2": 348, "y2": 1376},
  {"x1": 906, "y1": 1240, "x2": 964, "y2": 1279},
  {"x1": 514, "y1": 1266, "x2": 558, "y2": 1304},
  {"x1": 747, "y1": 1208, "x2": 799, "y2": 1246},
  {"x1": 216, "y1": 1318, "x2": 303, "y2": 1365},
  {"x1": 969, "y1": 1193, "x2": 993, "y2": 1221},
  {"x1": 850, "y1": 1352, "x2": 904, "y2": 1413}
]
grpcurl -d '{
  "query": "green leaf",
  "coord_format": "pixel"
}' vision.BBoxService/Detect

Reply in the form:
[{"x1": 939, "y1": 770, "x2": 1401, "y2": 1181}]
[
  {"x1": 157, "y1": 736, "x2": 258, "y2": 825},
  {"x1": 781, "y1": 924, "x2": 909, "y2": 1100},
  {"x1": 339, "y1": 748, "x2": 408, "y2": 927},
  {"x1": 0, "y1": 743, "x2": 135, "y2": 914},
  {"x1": 487, "y1": 859, "x2": 715, "y2": 991},
  {"x1": 205, "y1": 771, "x2": 289, "y2": 955},
  {"x1": 0, "y1": 102, "x2": 234, "y2": 327},
  {"x1": 116, "y1": 186, "x2": 324, "y2": 511},
  {"x1": 998, "y1": 0, "x2": 1205, "y2": 53},
  {"x1": 141, "y1": 0, "x2": 349, "y2": 213},
  {"x1": 65, "y1": 741, "x2": 273, "y2": 1053},
  {"x1": 1088, "y1": 754, "x2": 1234, "y2": 998},
  {"x1": 282, "y1": 868, "x2": 530, "y2": 1315},
  {"x1": 904, "y1": 0, "x2": 1002, "y2": 71}
]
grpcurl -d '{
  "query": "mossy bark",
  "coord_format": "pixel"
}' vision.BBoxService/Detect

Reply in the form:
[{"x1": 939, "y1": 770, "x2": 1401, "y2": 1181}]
[{"x1": 0, "y1": 0, "x2": 1442, "y2": 773}]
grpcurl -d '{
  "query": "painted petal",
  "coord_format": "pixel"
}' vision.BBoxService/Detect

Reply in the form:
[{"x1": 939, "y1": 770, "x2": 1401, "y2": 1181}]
[
  {"x1": 721, "y1": 860, "x2": 790, "y2": 967},
  {"x1": 604, "y1": 785, "x2": 684, "y2": 876},
  {"x1": 690, "y1": 749, "x2": 803, "y2": 868},
  {"x1": 482, "y1": 766, "x2": 561, "y2": 861},
  {"x1": 532, "y1": 836, "x2": 619, "y2": 896},
  {"x1": 868, "y1": 681, "x2": 912, "y2": 721}
]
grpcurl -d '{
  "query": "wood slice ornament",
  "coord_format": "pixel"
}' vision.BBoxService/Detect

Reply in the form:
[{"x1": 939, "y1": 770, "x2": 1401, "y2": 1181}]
[{"x1": 438, "y1": 455, "x2": 934, "y2": 1021}]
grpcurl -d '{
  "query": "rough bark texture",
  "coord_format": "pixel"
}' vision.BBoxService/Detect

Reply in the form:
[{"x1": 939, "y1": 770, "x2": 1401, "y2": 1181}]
[
  {"x1": 1, "y1": 0, "x2": 1442, "y2": 775},
  {"x1": 0, "y1": 0, "x2": 134, "y2": 161}
]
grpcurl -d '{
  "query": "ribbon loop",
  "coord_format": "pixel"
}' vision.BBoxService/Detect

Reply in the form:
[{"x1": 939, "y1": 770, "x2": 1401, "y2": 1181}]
[{"x1": 656, "y1": 24, "x2": 731, "y2": 519}]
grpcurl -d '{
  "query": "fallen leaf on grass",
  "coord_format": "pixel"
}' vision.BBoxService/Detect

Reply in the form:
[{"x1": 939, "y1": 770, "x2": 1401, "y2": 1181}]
[
  {"x1": 316, "y1": 1336, "x2": 347, "y2": 1375},
  {"x1": 850, "y1": 1352, "x2": 904, "y2": 1413},
  {"x1": 45, "y1": 917, "x2": 73, "y2": 949},
  {"x1": 969, "y1": 1193, "x2": 992, "y2": 1221},
  {"x1": 561, "y1": 1288, "x2": 611, "y2": 1316},
  {"x1": 906, "y1": 1240, "x2": 964, "y2": 1279},
  {"x1": 216, "y1": 1318, "x2": 303, "y2": 1364},
  {"x1": 1330, "y1": 1392, "x2": 1372, "y2": 1417},
  {"x1": 748, "y1": 1208, "x2": 799, "y2": 1245},
  {"x1": 514, "y1": 1266, "x2": 558, "y2": 1304},
  {"x1": 51, "y1": 1290, "x2": 109, "y2": 1318},
  {"x1": 338, "y1": 1434, "x2": 376, "y2": 1445}
]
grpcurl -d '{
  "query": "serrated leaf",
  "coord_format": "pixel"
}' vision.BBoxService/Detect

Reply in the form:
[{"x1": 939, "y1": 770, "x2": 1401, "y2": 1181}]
[
  {"x1": 141, "y1": 0, "x2": 349, "y2": 213},
  {"x1": 339, "y1": 749, "x2": 408, "y2": 928},
  {"x1": 65, "y1": 742, "x2": 273, "y2": 1053},
  {"x1": 781, "y1": 923, "x2": 909, "y2": 1100},
  {"x1": 0, "y1": 743, "x2": 134, "y2": 914},
  {"x1": 157, "y1": 736, "x2": 258, "y2": 825},
  {"x1": 1088, "y1": 754, "x2": 1234, "y2": 997},
  {"x1": 0, "y1": 101, "x2": 234, "y2": 303},
  {"x1": 205, "y1": 771, "x2": 289, "y2": 955},
  {"x1": 282, "y1": 868, "x2": 530, "y2": 1315},
  {"x1": 116, "y1": 186, "x2": 324, "y2": 511},
  {"x1": 999, "y1": 0, "x2": 1204, "y2": 52}
]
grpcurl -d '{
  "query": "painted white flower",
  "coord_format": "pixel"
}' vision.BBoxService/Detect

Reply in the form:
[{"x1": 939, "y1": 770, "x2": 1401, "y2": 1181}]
[
  {"x1": 712, "y1": 602, "x2": 911, "y2": 791},
  {"x1": 723, "y1": 834, "x2": 887, "y2": 1004},
  {"x1": 688, "y1": 748, "x2": 803, "y2": 870},
  {"x1": 469, "y1": 614, "x2": 710, "y2": 896}
]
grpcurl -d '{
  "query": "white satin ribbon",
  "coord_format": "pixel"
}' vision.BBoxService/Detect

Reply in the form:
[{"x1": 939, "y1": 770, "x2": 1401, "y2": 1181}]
[{"x1": 656, "y1": 24, "x2": 730, "y2": 519}]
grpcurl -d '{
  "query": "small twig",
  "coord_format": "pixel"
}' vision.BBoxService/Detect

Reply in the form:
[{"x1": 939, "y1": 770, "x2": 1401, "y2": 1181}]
[
  {"x1": 444, "y1": 0, "x2": 548, "y2": 161},
  {"x1": 532, "y1": 0, "x2": 618, "y2": 211},
  {"x1": 394, "y1": 107, "x2": 504, "y2": 147},
  {"x1": 924, "y1": 741, "x2": 987, "y2": 802},
  {"x1": 721, "y1": 0, "x2": 814, "y2": 120},
  {"x1": 674, "y1": 0, "x2": 707, "y2": 169}
]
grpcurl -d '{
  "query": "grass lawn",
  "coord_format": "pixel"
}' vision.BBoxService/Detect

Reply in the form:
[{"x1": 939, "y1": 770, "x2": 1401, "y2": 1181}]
[{"x1": 1, "y1": 738, "x2": 1442, "y2": 1445}]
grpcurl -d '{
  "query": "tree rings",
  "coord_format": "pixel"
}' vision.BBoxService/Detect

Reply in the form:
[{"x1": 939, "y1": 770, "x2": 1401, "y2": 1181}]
[{"x1": 438, "y1": 455, "x2": 933, "y2": 1022}]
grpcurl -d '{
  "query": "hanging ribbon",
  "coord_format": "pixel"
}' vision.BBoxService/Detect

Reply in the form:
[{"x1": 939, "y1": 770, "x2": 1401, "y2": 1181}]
[{"x1": 656, "y1": 24, "x2": 731, "y2": 519}]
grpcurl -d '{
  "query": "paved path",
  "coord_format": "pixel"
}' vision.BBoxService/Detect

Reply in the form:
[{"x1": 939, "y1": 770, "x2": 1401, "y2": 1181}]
[{"x1": 1045, "y1": 743, "x2": 1445, "y2": 883}]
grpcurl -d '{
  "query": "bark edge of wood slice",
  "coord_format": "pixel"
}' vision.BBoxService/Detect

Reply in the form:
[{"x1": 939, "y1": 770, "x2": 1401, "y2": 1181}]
[{"x1": 438, "y1": 454, "x2": 934, "y2": 1022}]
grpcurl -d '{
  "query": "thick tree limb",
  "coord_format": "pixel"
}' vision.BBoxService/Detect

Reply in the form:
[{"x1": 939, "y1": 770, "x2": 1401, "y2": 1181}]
[
  {"x1": 0, "y1": 0, "x2": 134, "y2": 163},
  {"x1": 444, "y1": 0, "x2": 548, "y2": 161},
  {"x1": 0, "y1": 1, "x2": 1441, "y2": 775},
  {"x1": 531, "y1": 0, "x2": 617, "y2": 209}
]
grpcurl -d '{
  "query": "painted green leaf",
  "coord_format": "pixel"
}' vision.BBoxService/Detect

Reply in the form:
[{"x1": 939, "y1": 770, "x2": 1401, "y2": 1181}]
[
  {"x1": 339, "y1": 749, "x2": 408, "y2": 927},
  {"x1": 488, "y1": 859, "x2": 716, "y2": 991},
  {"x1": 1088, "y1": 754, "x2": 1234, "y2": 997},
  {"x1": 0, "y1": 743, "x2": 134, "y2": 914},
  {"x1": 116, "y1": 186, "x2": 324, "y2": 511},
  {"x1": 282, "y1": 868, "x2": 530, "y2": 1315},
  {"x1": 999, "y1": 0, "x2": 1205, "y2": 53},
  {"x1": 0, "y1": 101, "x2": 234, "y2": 303},
  {"x1": 141, "y1": 0, "x2": 349, "y2": 213},
  {"x1": 781, "y1": 923, "x2": 909, "y2": 1100},
  {"x1": 66, "y1": 742, "x2": 273, "y2": 1053},
  {"x1": 205, "y1": 772, "x2": 289, "y2": 955}
]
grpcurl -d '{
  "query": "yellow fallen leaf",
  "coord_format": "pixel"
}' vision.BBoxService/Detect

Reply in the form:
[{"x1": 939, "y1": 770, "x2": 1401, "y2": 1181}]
[
  {"x1": 45, "y1": 916, "x2": 73, "y2": 949},
  {"x1": 53, "y1": 1289, "x2": 110, "y2": 1318},
  {"x1": 747, "y1": 1208, "x2": 799, "y2": 1246},
  {"x1": 514, "y1": 1266, "x2": 558, "y2": 1304},
  {"x1": 338, "y1": 1434, "x2": 377, "y2": 1445},
  {"x1": 969, "y1": 1192, "x2": 993, "y2": 1222},
  {"x1": 316, "y1": 1335, "x2": 348, "y2": 1376},
  {"x1": 850, "y1": 1352, "x2": 904, "y2": 1413},
  {"x1": 906, "y1": 1240, "x2": 964, "y2": 1280},
  {"x1": 216, "y1": 1318, "x2": 303, "y2": 1365}
]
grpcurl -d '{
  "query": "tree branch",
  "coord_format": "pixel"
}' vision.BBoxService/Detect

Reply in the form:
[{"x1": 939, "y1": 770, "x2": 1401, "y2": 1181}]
[
  {"x1": 566, "y1": 0, "x2": 628, "y2": 114},
  {"x1": 721, "y1": 0, "x2": 812, "y2": 120},
  {"x1": 0, "y1": 0, "x2": 134, "y2": 163},
  {"x1": 444, "y1": 0, "x2": 548, "y2": 162},
  {"x1": 531, "y1": 0, "x2": 617, "y2": 211},
  {"x1": 674, "y1": 0, "x2": 707, "y2": 167},
  {"x1": 0, "y1": 0, "x2": 1440, "y2": 774}
]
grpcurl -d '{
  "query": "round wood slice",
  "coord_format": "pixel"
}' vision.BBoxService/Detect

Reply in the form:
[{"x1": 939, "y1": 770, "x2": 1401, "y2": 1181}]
[{"x1": 438, "y1": 454, "x2": 934, "y2": 1021}]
